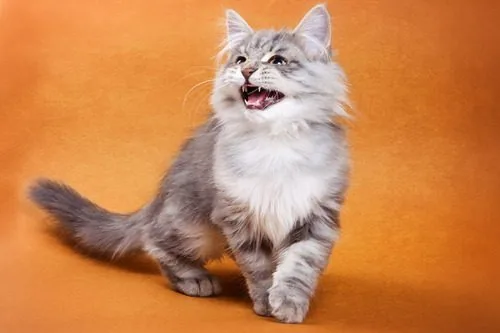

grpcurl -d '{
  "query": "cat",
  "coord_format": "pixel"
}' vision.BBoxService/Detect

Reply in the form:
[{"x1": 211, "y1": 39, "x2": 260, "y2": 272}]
[{"x1": 28, "y1": 4, "x2": 350, "y2": 324}]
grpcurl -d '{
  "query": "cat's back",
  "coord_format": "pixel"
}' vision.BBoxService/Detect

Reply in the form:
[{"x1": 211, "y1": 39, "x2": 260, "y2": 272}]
[{"x1": 161, "y1": 117, "x2": 221, "y2": 213}]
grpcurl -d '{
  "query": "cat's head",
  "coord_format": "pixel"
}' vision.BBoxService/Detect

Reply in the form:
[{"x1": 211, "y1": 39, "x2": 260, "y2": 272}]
[{"x1": 211, "y1": 4, "x2": 348, "y2": 130}]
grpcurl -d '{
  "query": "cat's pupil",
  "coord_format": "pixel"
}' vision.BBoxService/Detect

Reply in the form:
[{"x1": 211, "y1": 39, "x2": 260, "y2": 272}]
[
  {"x1": 268, "y1": 55, "x2": 287, "y2": 65},
  {"x1": 235, "y1": 56, "x2": 246, "y2": 64}
]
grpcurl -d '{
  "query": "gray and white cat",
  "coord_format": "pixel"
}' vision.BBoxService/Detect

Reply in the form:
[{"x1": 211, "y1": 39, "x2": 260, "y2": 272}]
[{"x1": 28, "y1": 4, "x2": 350, "y2": 324}]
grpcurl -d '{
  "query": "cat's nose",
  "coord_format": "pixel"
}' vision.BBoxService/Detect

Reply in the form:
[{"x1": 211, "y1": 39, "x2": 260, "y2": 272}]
[{"x1": 241, "y1": 67, "x2": 256, "y2": 80}]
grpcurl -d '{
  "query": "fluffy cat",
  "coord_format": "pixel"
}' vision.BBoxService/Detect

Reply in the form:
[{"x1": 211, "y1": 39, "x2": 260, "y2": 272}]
[{"x1": 28, "y1": 4, "x2": 350, "y2": 324}]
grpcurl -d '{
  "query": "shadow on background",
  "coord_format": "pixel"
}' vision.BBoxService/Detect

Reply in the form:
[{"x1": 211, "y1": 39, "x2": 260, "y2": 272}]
[
  {"x1": 44, "y1": 222, "x2": 499, "y2": 332},
  {"x1": 313, "y1": 274, "x2": 499, "y2": 332}
]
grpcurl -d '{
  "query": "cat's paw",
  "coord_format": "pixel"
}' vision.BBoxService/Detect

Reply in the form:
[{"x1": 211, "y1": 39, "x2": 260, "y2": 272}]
[
  {"x1": 173, "y1": 276, "x2": 222, "y2": 297},
  {"x1": 268, "y1": 288, "x2": 309, "y2": 324},
  {"x1": 253, "y1": 299, "x2": 272, "y2": 317}
]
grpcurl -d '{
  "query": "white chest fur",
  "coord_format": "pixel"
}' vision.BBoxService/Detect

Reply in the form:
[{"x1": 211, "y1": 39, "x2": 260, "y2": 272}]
[{"x1": 214, "y1": 127, "x2": 335, "y2": 245}]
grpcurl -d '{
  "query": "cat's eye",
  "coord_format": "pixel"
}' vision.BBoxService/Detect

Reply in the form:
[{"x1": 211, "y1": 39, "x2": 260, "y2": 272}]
[
  {"x1": 235, "y1": 56, "x2": 247, "y2": 64},
  {"x1": 268, "y1": 55, "x2": 287, "y2": 65}
]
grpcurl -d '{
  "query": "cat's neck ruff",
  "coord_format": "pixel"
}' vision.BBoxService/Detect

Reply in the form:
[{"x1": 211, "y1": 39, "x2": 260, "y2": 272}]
[{"x1": 214, "y1": 118, "x2": 336, "y2": 245}]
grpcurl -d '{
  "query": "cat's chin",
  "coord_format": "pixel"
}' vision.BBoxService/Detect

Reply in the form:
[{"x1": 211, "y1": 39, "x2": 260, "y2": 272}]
[{"x1": 240, "y1": 83, "x2": 285, "y2": 111}]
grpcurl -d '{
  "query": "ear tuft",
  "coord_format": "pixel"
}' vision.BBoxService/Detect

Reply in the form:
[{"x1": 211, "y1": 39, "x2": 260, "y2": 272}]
[
  {"x1": 225, "y1": 9, "x2": 253, "y2": 48},
  {"x1": 293, "y1": 4, "x2": 332, "y2": 57}
]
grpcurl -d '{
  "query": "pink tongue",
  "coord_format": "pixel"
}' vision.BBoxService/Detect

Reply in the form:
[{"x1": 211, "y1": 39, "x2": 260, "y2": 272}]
[{"x1": 246, "y1": 91, "x2": 267, "y2": 108}]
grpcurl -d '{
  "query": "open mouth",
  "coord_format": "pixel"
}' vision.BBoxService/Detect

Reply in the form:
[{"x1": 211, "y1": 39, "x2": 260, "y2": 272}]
[{"x1": 240, "y1": 84, "x2": 285, "y2": 110}]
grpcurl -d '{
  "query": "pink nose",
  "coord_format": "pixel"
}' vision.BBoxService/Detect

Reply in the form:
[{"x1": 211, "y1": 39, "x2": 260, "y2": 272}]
[{"x1": 241, "y1": 67, "x2": 256, "y2": 80}]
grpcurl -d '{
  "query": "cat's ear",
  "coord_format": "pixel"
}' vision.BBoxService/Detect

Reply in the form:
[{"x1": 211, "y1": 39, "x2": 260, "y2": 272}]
[
  {"x1": 293, "y1": 4, "x2": 332, "y2": 57},
  {"x1": 225, "y1": 9, "x2": 253, "y2": 48}
]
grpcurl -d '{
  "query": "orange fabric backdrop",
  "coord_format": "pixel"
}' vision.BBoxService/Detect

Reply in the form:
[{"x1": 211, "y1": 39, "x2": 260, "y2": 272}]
[{"x1": 1, "y1": 1, "x2": 499, "y2": 332}]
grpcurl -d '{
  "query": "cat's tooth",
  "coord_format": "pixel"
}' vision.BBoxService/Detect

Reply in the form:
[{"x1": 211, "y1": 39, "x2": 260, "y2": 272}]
[{"x1": 258, "y1": 87, "x2": 261, "y2": 92}]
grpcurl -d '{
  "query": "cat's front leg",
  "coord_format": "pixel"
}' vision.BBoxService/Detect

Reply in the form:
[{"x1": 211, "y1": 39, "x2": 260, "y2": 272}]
[
  {"x1": 212, "y1": 203, "x2": 274, "y2": 316},
  {"x1": 269, "y1": 208, "x2": 340, "y2": 324},
  {"x1": 230, "y1": 238, "x2": 274, "y2": 316}
]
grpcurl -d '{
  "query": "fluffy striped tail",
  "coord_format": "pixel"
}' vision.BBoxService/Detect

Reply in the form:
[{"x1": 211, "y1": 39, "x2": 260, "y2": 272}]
[{"x1": 28, "y1": 179, "x2": 148, "y2": 258}]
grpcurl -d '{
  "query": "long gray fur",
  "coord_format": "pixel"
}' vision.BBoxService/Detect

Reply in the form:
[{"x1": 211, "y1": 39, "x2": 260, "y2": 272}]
[{"x1": 28, "y1": 4, "x2": 350, "y2": 324}]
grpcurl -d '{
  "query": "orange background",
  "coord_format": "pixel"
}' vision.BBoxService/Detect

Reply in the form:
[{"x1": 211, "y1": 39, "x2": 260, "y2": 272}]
[{"x1": 1, "y1": 1, "x2": 499, "y2": 332}]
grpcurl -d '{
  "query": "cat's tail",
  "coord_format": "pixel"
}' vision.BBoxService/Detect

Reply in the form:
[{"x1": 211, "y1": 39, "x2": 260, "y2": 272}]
[{"x1": 28, "y1": 178, "x2": 151, "y2": 258}]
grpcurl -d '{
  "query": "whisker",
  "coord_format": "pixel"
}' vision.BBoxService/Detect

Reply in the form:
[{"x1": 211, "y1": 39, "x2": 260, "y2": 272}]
[
  {"x1": 182, "y1": 79, "x2": 216, "y2": 110},
  {"x1": 193, "y1": 82, "x2": 230, "y2": 116},
  {"x1": 182, "y1": 82, "x2": 230, "y2": 119},
  {"x1": 168, "y1": 71, "x2": 212, "y2": 92},
  {"x1": 177, "y1": 70, "x2": 209, "y2": 81},
  {"x1": 183, "y1": 86, "x2": 212, "y2": 116},
  {"x1": 176, "y1": 66, "x2": 217, "y2": 81},
  {"x1": 193, "y1": 91, "x2": 211, "y2": 119}
]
